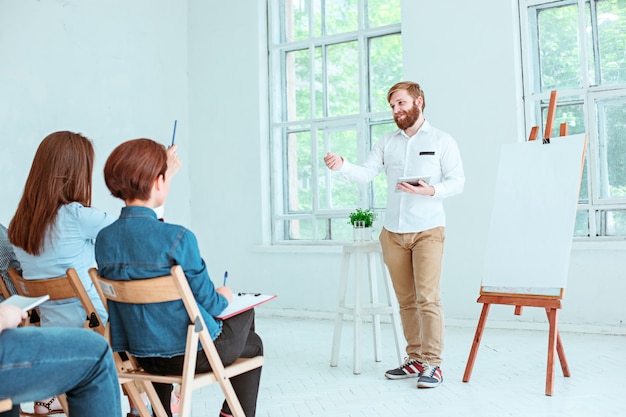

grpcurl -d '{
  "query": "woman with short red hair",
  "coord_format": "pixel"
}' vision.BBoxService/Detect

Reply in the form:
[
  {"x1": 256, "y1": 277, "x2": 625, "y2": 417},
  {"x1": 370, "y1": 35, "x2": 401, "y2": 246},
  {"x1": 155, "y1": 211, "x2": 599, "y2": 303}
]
[{"x1": 96, "y1": 138, "x2": 263, "y2": 417}]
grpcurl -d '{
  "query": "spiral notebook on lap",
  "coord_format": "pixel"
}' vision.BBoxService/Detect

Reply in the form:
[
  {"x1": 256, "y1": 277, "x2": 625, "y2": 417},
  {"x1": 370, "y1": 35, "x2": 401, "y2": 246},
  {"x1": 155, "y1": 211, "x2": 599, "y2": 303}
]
[{"x1": 216, "y1": 293, "x2": 277, "y2": 320}]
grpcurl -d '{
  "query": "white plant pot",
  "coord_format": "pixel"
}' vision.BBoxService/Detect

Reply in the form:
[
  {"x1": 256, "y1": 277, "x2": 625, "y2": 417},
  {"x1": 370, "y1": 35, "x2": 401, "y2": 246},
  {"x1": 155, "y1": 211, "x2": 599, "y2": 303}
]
[{"x1": 353, "y1": 223, "x2": 372, "y2": 242}]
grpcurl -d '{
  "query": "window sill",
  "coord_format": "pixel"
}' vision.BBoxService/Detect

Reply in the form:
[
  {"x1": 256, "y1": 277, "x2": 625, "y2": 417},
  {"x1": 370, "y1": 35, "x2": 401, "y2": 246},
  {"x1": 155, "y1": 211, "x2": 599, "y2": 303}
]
[
  {"x1": 571, "y1": 237, "x2": 626, "y2": 251},
  {"x1": 251, "y1": 243, "x2": 344, "y2": 254},
  {"x1": 254, "y1": 238, "x2": 626, "y2": 253}
]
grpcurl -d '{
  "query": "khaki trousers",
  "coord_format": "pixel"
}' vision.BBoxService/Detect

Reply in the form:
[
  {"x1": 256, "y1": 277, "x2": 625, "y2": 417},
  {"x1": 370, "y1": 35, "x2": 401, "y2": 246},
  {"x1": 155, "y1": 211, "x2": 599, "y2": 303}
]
[{"x1": 379, "y1": 226, "x2": 445, "y2": 366}]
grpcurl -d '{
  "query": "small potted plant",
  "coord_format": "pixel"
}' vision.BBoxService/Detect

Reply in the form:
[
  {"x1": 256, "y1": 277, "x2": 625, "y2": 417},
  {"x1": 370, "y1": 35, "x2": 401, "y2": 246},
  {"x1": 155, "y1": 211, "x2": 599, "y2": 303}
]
[{"x1": 348, "y1": 208, "x2": 376, "y2": 241}]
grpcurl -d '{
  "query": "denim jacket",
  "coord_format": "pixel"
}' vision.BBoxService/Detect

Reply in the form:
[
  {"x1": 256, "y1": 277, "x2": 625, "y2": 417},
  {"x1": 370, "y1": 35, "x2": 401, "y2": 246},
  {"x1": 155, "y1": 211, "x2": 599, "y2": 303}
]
[{"x1": 95, "y1": 206, "x2": 227, "y2": 358}]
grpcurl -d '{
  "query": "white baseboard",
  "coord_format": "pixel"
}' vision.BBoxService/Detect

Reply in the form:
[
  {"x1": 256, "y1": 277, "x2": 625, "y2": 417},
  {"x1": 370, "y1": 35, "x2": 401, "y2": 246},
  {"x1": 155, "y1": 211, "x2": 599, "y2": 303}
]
[{"x1": 256, "y1": 307, "x2": 626, "y2": 336}]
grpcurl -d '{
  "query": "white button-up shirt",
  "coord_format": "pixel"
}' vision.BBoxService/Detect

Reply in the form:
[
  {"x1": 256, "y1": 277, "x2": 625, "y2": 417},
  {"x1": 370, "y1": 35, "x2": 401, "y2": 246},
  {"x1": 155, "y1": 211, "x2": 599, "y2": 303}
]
[{"x1": 340, "y1": 120, "x2": 465, "y2": 233}]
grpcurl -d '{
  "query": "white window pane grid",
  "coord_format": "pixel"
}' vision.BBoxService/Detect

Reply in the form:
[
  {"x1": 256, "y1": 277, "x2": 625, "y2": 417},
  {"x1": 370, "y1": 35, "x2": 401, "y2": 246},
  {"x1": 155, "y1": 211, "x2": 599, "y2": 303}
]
[
  {"x1": 270, "y1": 0, "x2": 401, "y2": 243},
  {"x1": 521, "y1": 0, "x2": 626, "y2": 239}
]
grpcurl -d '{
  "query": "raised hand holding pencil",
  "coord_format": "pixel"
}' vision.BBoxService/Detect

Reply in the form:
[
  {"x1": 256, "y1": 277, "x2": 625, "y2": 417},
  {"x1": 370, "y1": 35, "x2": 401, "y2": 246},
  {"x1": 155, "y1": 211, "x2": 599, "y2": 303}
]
[
  {"x1": 171, "y1": 119, "x2": 177, "y2": 147},
  {"x1": 165, "y1": 144, "x2": 181, "y2": 180}
]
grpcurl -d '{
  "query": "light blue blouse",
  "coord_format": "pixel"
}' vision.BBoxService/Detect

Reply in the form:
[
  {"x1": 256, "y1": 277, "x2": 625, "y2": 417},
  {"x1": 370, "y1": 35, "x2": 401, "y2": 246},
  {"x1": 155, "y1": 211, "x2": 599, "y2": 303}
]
[{"x1": 12, "y1": 202, "x2": 114, "y2": 327}]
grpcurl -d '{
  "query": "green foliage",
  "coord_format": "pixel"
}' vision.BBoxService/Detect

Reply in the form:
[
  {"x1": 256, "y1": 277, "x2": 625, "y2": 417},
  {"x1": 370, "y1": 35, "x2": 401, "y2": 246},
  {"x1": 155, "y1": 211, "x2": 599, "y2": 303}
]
[
  {"x1": 538, "y1": 4, "x2": 581, "y2": 90},
  {"x1": 367, "y1": 0, "x2": 401, "y2": 27},
  {"x1": 537, "y1": 0, "x2": 626, "y2": 90},
  {"x1": 348, "y1": 208, "x2": 376, "y2": 227}
]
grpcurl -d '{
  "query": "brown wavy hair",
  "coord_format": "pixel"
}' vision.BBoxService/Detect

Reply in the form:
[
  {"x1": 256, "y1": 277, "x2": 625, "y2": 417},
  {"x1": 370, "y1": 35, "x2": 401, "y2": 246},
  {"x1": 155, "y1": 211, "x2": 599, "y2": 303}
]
[
  {"x1": 104, "y1": 138, "x2": 167, "y2": 202},
  {"x1": 9, "y1": 131, "x2": 94, "y2": 255}
]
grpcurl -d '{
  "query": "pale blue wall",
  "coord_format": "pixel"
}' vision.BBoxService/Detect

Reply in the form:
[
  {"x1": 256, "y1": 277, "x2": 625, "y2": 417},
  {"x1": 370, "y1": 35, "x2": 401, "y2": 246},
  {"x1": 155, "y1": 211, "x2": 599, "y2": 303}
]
[
  {"x1": 1, "y1": 0, "x2": 624, "y2": 331},
  {"x1": 0, "y1": 0, "x2": 191, "y2": 227},
  {"x1": 401, "y1": 0, "x2": 524, "y2": 321}
]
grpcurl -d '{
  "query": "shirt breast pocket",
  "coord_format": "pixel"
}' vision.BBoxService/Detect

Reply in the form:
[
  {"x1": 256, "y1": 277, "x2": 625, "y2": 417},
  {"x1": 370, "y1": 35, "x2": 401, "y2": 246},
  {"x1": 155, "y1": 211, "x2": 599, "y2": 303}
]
[
  {"x1": 413, "y1": 152, "x2": 440, "y2": 178},
  {"x1": 417, "y1": 153, "x2": 439, "y2": 167}
]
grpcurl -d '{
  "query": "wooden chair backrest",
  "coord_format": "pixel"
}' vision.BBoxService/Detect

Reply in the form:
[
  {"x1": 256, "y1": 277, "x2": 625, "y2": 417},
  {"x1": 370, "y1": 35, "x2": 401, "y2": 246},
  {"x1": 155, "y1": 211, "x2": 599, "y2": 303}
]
[
  {"x1": 0, "y1": 276, "x2": 12, "y2": 299},
  {"x1": 89, "y1": 265, "x2": 217, "y2": 369},
  {"x1": 8, "y1": 267, "x2": 104, "y2": 335}
]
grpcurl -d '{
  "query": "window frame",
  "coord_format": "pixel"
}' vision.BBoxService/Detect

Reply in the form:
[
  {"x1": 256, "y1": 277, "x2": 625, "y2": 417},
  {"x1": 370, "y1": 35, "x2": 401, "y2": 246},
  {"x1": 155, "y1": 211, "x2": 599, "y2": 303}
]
[
  {"x1": 268, "y1": 0, "x2": 402, "y2": 244},
  {"x1": 519, "y1": 0, "x2": 626, "y2": 240}
]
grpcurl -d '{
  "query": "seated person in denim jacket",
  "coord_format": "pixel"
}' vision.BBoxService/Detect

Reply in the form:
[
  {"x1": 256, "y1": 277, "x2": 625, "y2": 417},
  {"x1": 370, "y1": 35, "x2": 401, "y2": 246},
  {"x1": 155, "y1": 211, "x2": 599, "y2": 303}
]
[{"x1": 95, "y1": 139, "x2": 263, "y2": 417}]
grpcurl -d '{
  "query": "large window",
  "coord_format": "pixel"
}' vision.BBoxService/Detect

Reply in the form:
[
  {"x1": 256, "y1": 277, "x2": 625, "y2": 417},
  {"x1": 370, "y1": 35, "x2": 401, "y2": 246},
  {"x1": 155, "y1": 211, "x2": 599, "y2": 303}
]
[
  {"x1": 519, "y1": 0, "x2": 626, "y2": 239},
  {"x1": 268, "y1": 0, "x2": 402, "y2": 243}
]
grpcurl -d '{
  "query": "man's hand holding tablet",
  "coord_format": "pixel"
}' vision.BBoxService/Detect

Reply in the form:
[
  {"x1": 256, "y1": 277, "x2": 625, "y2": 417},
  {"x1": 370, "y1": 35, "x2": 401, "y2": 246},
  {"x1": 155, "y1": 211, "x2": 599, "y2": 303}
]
[{"x1": 396, "y1": 176, "x2": 435, "y2": 196}]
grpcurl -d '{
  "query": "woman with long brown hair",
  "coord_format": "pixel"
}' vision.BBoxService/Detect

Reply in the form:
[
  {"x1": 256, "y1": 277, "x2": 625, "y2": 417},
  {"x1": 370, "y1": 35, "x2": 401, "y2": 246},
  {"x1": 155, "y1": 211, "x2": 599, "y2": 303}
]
[{"x1": 8, "y1": 131, "x2": 114, "y2": 415}]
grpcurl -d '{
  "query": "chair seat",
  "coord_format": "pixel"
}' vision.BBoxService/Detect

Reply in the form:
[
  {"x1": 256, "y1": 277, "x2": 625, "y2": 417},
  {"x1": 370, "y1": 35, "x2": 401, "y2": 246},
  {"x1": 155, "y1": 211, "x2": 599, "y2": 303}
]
[{"x1": 119, "y1": 356, "x2": 264, "y2": 385}]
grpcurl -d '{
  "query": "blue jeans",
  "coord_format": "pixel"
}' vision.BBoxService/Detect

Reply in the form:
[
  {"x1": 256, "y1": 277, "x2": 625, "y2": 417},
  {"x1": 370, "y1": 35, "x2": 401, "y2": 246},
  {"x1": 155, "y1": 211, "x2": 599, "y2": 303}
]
[{"x1": 0, "y1": 326, "x2": 121, "y2": 417}]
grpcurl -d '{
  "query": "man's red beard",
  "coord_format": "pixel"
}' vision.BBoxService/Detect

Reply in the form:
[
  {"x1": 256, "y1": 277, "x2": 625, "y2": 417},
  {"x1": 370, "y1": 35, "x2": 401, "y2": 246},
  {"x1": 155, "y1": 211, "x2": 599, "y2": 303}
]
[{"x1": 394, "y1": 101, "x2": 421, "y2": 130}]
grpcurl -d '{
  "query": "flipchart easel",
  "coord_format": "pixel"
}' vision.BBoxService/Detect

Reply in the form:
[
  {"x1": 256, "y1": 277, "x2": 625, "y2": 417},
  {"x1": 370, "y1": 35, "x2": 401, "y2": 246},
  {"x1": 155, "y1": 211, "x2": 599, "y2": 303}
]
[{"x1": 462, "y1": 90, "x2": 579, "y2": 396}]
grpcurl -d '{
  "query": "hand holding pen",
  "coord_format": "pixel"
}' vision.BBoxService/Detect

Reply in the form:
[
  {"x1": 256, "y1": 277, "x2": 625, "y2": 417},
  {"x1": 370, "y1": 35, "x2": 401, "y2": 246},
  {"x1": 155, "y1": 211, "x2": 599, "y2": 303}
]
[
  {"x1": 165, "y1": 144, "x2": 182, "y2": 180},
  {"x1": 216, "y1": 270, "x2": 232, "y2": 303}
]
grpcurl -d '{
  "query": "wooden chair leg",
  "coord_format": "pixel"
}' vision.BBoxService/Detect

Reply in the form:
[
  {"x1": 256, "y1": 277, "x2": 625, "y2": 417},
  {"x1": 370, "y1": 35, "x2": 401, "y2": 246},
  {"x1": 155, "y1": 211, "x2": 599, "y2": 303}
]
[
  {"x1": 57, "y1": 394, "x2": 69, "y2": 416},
  {"x1": 176, "y1": 325, "x2": 200, "y2": 417},
  {"x1": 142, "y1": 382, "x2": 169, "y2": 417}
]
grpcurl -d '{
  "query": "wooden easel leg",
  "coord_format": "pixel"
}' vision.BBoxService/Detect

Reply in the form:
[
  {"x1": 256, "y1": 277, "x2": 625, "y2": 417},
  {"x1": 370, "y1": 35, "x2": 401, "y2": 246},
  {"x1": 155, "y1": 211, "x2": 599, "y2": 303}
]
[
  {"x1": 544, "y1": 309, "x2": 570, "y2": 378},
  {"x1": 545, "y1": 307, "x2": 559, "y2": 396},
  {"x1": 556, "y1": 331, "x2": 571, "y2": 377},
  {"x1": 463, "y1": 303, "x2": 491, "y2": 382}
]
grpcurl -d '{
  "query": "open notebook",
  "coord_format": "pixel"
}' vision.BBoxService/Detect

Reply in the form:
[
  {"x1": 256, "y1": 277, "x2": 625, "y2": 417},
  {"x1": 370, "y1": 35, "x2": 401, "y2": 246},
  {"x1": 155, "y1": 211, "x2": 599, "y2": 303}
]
[
  {"x1": 216, "y1": 293, "x2": 276, "y2": 320},
  {"x1": 1, "y1": 294, "x2": 49, "y2": 311}
]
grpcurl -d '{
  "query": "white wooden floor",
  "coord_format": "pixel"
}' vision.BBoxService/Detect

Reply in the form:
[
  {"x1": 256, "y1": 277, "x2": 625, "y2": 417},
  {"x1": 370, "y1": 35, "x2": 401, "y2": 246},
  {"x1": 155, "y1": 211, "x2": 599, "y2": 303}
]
[
  {"x1": 23, "y1": 314, "x2": 624, "y2": 417},
  {"x1": 183, "y1": 314, "x2": 626, "y2": 417}
]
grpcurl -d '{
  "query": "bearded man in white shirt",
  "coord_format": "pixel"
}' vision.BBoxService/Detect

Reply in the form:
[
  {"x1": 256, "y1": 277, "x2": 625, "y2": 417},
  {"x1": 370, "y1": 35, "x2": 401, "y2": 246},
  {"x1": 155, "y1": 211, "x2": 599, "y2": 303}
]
[{"x1": 324, "y1": 81, "x2": 465, "y2": 389}]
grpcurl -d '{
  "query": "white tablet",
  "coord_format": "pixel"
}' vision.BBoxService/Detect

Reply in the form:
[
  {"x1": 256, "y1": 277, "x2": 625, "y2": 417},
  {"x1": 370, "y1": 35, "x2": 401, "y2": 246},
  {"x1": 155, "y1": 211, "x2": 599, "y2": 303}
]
[{"x1": 395, "y1": 176, "x2": 430, "y2": 192}]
